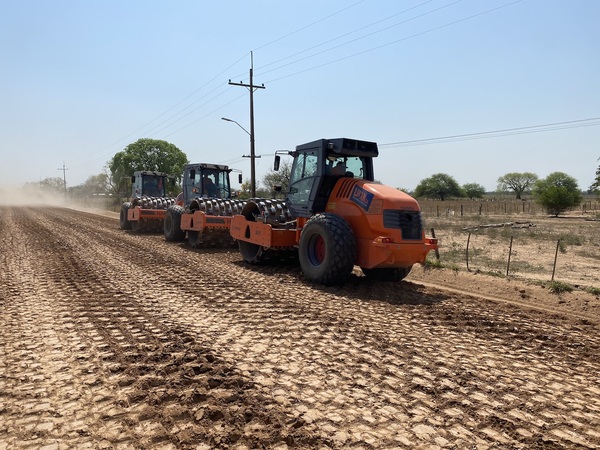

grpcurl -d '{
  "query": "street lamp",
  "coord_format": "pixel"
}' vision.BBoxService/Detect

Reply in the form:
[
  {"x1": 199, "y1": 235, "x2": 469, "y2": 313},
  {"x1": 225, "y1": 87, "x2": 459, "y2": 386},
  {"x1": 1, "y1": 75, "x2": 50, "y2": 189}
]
[
  {"x1": 221, "y1": 117, "x2": 250, "y2": 136},
  {"x1": 222, "y1": 116, "x2": 257, "y2": 197}
]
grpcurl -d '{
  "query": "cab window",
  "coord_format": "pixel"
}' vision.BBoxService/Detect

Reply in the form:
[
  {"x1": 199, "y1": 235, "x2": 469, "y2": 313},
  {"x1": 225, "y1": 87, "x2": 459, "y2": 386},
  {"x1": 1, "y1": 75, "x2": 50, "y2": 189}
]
[{"x1": 288, "y1": 151, "x2": 318, "y2": 206}]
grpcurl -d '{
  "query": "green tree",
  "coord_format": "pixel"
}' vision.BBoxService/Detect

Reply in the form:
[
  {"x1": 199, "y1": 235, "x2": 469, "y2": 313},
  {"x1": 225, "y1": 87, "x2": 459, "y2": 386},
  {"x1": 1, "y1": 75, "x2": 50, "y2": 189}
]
[
  {"x1": 109, "y1": 138, "x2": 188, "y2": 195},
  {"x1": 68, "y1": 173, "x2": 112, "y2": 202},
  {"x1": 239, "y1": 178, "x2": 252, "y2": 199},
  {"x1": 497, "y1": 172, "x2": 538, "y2": 199},
  {"x1": 81, "y1": 173, "x2": 110, "y2": 195},
  {"x1": 462, "y1": 182, "x2": 486, "y2": 199},
  {"x1": 532, "y1": 172, "x2": 583, "y2": 217},
  {"x1": 590, "y1": 158, "x2": 600, "y2": 197},
  {"x1": 36, "y1": 177, "x2": 65, "y2": 192},
  {"x1": 262, "y1": 160, "x2": 292, "y2": 198},
  {"x1": 413, "y1": 173, "x2": 464, "y2": 201},
  {"x1": 238, "y1": 178, "x2": 269, "y2": 199}
]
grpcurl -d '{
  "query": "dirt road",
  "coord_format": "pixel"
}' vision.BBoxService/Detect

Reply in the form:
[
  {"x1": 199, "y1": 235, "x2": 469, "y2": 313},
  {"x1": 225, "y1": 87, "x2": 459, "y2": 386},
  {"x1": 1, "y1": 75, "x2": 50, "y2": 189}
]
[{"x1": 1, "y1": 206, "x2": 599, "y2": 449}]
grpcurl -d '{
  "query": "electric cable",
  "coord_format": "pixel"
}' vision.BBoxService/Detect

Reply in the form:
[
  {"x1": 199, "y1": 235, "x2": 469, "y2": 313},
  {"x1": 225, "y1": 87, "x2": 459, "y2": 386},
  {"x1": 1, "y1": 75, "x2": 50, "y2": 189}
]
[{"x1": 379, "y1": 117, "x2": 600, "y2": 148}]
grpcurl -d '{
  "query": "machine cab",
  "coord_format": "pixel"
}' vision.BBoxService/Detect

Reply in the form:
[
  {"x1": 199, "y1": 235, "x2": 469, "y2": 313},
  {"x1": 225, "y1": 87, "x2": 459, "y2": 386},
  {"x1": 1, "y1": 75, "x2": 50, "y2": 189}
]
[
  {"x1": 131, "y1": 171, "x2": 169, "y2": 198},
  {"x1": 183, "y1": 163, "x2": 236, "y2": 205},
  {"x1": 285, "y1": 138, "x2": 377, "y2": 217}
]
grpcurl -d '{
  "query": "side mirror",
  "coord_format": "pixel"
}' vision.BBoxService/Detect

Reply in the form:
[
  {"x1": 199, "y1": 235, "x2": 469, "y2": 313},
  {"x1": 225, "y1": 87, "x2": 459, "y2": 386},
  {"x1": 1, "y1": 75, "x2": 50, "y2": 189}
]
[
  {"x1": 238, "y1": 173, "x2": 243, "y2": 184},
  {"x1": 273, "y1": 185, "x2": 282, "y2": 193},
  {"x1": 131, "y1": 175, "x2": 135, "y2": 183},
  {"x1": 189, "y1": 169, "x2": 195, "y2": 179},
  {"x1": 274, "y1": 155, "x2": 280, "y2": 171}
]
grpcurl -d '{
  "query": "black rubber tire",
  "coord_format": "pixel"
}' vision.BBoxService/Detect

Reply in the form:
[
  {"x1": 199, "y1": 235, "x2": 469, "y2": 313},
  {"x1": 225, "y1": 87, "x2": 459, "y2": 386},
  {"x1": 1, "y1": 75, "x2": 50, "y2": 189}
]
[
  {"x1": 119, "y1": 202, "x2": 132, "y2": 230},
  {"x1": 299, "y1": 213, "x2": 356, "y2": 286},
  {"x1": 164, "y1": 205, "x2": 186, "y2": 242},
  {"x1": 362, "y1": 266, "x2": 412, "y2": 282}
]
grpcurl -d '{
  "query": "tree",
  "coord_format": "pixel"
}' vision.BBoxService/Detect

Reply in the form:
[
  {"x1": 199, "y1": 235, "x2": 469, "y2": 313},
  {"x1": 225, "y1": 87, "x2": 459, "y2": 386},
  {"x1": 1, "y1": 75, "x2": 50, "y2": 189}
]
[
  {"x1": 262, "y1": 160, "x2": 292, "y2": 198},
  {"x1": 532, "y1": 172, "x2": 583, "y2": 217},
  {"x1": 81, "y1": 173, "x2": 110, "y2": 195},
  {"x1": 238, "y1": 178, "x2": 268, "y2": 199},
  {"x1": 413, "y1": 173, "x2": 464, "y2": 201},
  {"x1": 27, "y1": 177, "x2": 65, "y2": 192},
  {"x1": 590, "y1": 158, "x2": 600, "y2": 197},
  {"x1": 239, "y1": 178, "x2": 252, "y2": 199},
  {"x1": 109, "y1": 138, "x2": 188, "y2": 195},
  {"x1": 462, "y1": 183, "x2": 486, "y2": 200},
  {"x1": 497, "y1": 172, "x2": 538, "y2": 199}
]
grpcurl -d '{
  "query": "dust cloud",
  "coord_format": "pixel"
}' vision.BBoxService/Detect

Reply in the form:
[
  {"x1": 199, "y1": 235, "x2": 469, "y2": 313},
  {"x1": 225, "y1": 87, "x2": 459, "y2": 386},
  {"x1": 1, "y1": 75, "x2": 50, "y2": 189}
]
[{"x1": 0, "y1": 184, "x2": 69, "y2": 206}]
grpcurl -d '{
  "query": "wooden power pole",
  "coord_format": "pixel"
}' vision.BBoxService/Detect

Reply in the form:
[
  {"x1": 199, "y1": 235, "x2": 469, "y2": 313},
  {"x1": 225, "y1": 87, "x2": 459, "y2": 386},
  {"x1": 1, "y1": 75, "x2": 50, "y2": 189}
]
[{"x1": 228, "y1": 52, "x2": 265, "y2": 197}]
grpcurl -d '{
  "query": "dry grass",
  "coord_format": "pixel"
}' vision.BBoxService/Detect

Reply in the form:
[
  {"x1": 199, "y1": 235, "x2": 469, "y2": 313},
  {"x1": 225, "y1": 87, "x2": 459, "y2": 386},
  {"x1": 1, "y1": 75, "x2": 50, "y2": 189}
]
[{"x1": 421, "y1": 201, "x2": 600, "y2": 291}]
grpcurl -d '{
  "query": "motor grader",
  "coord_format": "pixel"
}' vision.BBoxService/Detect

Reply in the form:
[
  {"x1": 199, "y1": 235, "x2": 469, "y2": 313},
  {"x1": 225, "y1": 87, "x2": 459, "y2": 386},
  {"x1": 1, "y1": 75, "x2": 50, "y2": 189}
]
[
  {"x1": 163, "y1": 163, "x2": 246, "y2": 247},
  {"x1": 230, "y1": 138, "x2": 438, "y2": 285},
  {"x1": 119, "y1": 171, "x2": 177, "y2": 232}
]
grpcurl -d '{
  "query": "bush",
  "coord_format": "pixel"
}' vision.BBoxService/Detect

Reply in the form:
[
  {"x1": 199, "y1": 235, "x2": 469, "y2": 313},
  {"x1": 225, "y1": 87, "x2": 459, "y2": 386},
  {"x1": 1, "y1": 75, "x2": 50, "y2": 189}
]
[
  {"x1": 547, "y1": 281, "x2": 574, "y2": 294},
  {"x1": 587, "y1": 287, "x2": 600, "y2": 297},
  {"x1": 532, "y1": 172, "x2": 582, "y2": 216}
]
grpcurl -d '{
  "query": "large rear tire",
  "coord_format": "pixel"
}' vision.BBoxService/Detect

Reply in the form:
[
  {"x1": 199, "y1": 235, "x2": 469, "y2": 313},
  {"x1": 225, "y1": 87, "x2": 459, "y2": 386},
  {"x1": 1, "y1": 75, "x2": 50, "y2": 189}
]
[
  {"x1": 119, "y1": 202, "x2": 132, "y2": 230},
  {"x1": 299, "y1": 213, "x2": 356, "y2": 286},
  {"x1": 362, "y1": 266, "x2": 412, "y2": 282},
  {"x1": 164, "y1": 205, "x2": 186, "y2": 242}
]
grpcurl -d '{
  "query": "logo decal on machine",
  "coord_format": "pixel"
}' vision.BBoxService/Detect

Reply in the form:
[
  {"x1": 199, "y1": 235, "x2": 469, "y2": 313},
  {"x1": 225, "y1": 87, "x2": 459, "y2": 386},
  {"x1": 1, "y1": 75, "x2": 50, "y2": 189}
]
[{"x1": 350, "y1": 185, "x2": 374, "y2": 211}]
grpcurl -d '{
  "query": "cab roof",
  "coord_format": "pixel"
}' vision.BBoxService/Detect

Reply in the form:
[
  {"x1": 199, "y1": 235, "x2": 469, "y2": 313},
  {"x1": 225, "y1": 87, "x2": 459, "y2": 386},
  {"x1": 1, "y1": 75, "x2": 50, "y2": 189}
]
[{"x1": 296, "y1": 138, "x2": 379, "y2": 158}]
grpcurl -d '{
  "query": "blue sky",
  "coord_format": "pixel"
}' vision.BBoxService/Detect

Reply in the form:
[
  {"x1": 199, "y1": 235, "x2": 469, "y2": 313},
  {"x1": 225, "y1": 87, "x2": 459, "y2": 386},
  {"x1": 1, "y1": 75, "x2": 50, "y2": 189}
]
[{"x1": 1, "y1": 0, "x2": 599, "y2": 192}]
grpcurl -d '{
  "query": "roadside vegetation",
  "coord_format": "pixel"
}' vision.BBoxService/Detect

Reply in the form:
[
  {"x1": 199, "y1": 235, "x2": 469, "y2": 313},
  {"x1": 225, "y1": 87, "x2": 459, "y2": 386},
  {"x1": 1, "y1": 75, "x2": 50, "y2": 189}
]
[{"x1": 420, "y1": 200, "x2": 600, "y2": 295}]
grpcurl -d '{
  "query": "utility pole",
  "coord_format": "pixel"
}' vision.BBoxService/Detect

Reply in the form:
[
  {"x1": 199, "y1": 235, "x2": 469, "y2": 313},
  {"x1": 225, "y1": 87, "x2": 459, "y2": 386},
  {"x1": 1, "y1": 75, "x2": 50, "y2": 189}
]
[
  {"x1": 57, "y1": 161, "x2": 68, "y2": 201},
  {"x1": 228, "y1": 51, "x2": 265, "y2": 197}
]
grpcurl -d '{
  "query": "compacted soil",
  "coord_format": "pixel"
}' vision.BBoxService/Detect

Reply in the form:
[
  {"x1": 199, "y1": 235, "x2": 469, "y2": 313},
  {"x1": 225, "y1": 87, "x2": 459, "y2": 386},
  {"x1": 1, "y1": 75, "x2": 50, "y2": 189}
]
[{"x1": 1, "y1": 206, "x2": 599, "y2": 449}]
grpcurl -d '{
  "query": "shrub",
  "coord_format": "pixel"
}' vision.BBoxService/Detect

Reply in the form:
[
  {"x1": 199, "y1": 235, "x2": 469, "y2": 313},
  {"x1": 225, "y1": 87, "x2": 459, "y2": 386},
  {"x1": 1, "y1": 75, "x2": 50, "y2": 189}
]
[
  {"x1": 587, "y1": 287, "x2": 600, "y2": 297},
  {"x1": 547, "y1": 281, "x2": 574, "y2": 294},
  {"x1": 532, "y1": 172, "x2": 582, "y2": 216}
]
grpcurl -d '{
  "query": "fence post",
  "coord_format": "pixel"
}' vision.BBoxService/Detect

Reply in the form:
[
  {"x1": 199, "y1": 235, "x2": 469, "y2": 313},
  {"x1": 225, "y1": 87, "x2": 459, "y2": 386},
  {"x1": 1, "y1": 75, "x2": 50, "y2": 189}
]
[
  {"x1": 461, "y1": 204, "x2": 464, "y2": 216},
  {"x1": 466, "y1": 232, "x2": 471, "y2": 272},
  {"x1": 551, "y1": 239, "x2": 560, "y2": 281},
  {"x1": 431, "y1": 228, "x2": 440, "y2": 261},
  {"x1": 479, "y1": 203, "x2": 483, "y2": 215},
  {"x1": 506, "y1": 236, "x2": 513, "y2": 277}
]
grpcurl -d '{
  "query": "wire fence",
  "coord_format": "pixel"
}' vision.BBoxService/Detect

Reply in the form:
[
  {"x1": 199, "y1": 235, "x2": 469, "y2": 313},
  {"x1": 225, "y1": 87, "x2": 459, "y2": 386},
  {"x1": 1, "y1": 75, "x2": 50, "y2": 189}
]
[
  {"x1": 418, "y1": 198, "x2": 599, "y2": 217},
  {"x1": 424, "y1": 213, "x2": 600, "y2": 289}
]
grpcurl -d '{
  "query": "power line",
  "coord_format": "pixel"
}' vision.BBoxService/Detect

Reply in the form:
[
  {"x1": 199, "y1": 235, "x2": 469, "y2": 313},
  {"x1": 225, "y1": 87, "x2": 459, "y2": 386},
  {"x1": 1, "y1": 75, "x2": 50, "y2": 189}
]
[
  {"x1": 379, "y1": 117, "x2": 600, "y2": 148},
  {"x1": 257, "y1": 0, "x2": 462, "y2": 77},
  {"x1": 78, "y1": 0, "x2": 521, "y2": 167},
  {"x1": 252, "y1": 0, "x2": 368, "y2": 52},
  {"x1": 264, "y1": 0, "x2": 522, "y2": 84},
  {"x1": 71, "y1": 0, "x2": 524, "y2": 176},
  {"x1": 107, "y1": 52, "x2": 250, "y2": 147},
  {"x1": 69, "y1": 53, "x2": 250, "y2": 170},
  {"x1": 161, "y1": 92, "x2": 247, "y2": 139},
  {"x1": 145, "y1": 86, "x2": 232, "y2": 137},
  {"x1": 255, "y1": 0, "x2": 437, "y2": 73}
]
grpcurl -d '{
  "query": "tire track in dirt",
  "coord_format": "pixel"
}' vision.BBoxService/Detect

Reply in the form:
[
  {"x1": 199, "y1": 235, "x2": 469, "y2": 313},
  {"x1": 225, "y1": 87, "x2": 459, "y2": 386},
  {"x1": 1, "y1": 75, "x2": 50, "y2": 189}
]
[
  {"x1": 2, "y1": 206, "x2": 600, "y2": 449},
  {"x1": 46, "y1": 209, "x2": 600, "y2": 447},
  {"x1": 1, "y1": 207, "x2": 331, "y2": 449}
]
